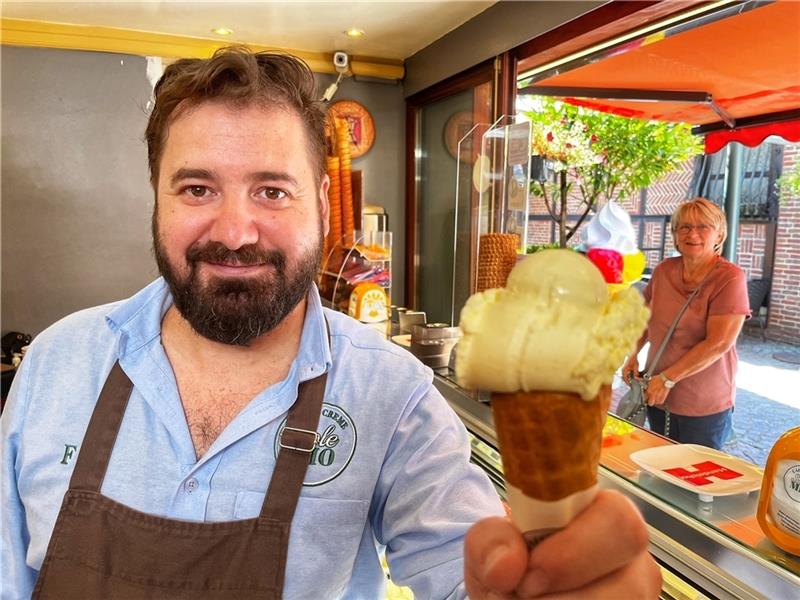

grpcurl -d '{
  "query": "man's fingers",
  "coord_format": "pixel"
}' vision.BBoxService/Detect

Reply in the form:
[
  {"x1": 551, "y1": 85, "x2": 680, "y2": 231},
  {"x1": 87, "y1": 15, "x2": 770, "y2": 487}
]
[
  {"x1": 464, "y1": 516, "x2": 528, "y2": 596},
  {"x1": 516, "y1": 490, "x2": 650, "y2": 596},
  {"x1": 524, "y1": 549, "x2": 662, "y2": 600}
]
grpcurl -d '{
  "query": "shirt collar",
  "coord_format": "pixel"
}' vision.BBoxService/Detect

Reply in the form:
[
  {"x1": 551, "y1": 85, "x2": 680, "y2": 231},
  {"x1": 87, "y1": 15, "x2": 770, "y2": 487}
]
[
  {"x1": 295, "y1": 284, "x2": 333, "y2": 381},
  {"x1": 106, "y1": 278, "x2": 332, "y2": 380}
]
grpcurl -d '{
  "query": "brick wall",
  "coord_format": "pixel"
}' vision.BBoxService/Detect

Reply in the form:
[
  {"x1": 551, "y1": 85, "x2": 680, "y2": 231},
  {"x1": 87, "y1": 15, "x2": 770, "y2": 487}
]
[
  {"x1": 736, "y1": 223, "x2": 767, "y2": 279},
  {"x1": 768, "y1": 146, "x2": 800, "y2": 342}
]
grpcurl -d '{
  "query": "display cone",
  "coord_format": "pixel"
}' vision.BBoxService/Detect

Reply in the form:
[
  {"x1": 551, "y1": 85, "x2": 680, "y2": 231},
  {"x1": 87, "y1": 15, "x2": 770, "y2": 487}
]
[{"x1": 491, "y1": 385, "x2": 611, "y2": 544}]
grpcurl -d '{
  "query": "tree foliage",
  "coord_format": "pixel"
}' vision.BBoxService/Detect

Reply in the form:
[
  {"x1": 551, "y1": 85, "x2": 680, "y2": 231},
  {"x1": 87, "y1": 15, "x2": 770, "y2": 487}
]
[
  {"x1": 779, "y1": 159, "x2": 800, "y2": 198},
  {"x1": 523, "y1": 97, "x2": 703, "y2": 246}
]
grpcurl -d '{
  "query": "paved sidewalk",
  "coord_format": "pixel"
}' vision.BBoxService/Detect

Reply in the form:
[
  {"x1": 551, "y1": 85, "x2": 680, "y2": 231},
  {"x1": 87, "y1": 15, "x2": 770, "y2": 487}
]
[{"x1": 723, "y1": 333, "x2": 800, "y2": 466}]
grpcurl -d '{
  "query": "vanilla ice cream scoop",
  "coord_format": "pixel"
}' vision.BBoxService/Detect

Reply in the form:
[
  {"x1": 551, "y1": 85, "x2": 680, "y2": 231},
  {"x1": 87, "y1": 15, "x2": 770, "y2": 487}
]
[
  {"x1": 506, "y1": 248, "x2": 607, "y2": 315},
  {"x1": 456, "y1": 249, "x2": 649, "y2": 399}
]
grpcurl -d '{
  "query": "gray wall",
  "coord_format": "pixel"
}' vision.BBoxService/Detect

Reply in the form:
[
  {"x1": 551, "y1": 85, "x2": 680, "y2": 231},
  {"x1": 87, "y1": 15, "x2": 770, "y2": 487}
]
[
  {"x1": 316, "y1": 74, "x2": 406, "y2": 305},
  {"x1": 2, "y1": 46, "x2": 156, "y2": 337},
  {"x1": 404, "y1": 0, "x2": 604, "y2": 97},
  {"x1": 1, "y1": 46, "x2": 407, "y2": 337}
]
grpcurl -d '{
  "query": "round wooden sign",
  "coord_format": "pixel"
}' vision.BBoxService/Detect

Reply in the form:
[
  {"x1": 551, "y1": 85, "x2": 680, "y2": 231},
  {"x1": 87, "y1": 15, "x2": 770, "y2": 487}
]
[
  {"x1": 444, "y1": 110, "x2": 477, "y2": 163},
  {"x1": 327, "y1": 100, "x2": 376, "y2": 158}
]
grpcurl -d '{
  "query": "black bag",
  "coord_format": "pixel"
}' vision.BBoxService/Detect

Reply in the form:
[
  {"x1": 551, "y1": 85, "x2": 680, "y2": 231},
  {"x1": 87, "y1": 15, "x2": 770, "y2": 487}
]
[{"x1": 615, "y1": 378, "x2": 648, "y2": 426}]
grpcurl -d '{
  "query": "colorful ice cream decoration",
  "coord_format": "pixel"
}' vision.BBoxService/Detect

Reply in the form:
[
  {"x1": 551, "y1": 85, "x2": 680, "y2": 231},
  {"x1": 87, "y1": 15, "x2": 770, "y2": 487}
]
[{"x1": 583, "y1": 201, "x2": 646, "y2": 294}]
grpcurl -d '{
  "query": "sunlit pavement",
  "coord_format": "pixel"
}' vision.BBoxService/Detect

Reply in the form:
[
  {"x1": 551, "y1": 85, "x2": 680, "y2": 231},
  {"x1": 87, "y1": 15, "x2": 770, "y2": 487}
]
[{"x1": 724, "y1": 332, "x2": 800, "y2": 466}]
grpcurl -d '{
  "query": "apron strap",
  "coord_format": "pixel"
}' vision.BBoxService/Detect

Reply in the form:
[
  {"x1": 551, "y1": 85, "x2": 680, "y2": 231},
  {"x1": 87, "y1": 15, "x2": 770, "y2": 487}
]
[
  {"x1": 259, "y1": 321, "x2": 330, "y2": 523},
  {"x1": 69, "y1": 362, "x2": 134, "y2": 492}
]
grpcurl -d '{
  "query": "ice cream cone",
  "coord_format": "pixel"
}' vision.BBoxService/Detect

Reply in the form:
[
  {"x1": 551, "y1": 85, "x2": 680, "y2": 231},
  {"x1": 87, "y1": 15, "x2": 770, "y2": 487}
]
[
  {"x1": 491, "y1": 385, "x2": 611, "y2": 542},
  {"x1": 456, "y1": 250, "x2": 649, "y2": 544}
]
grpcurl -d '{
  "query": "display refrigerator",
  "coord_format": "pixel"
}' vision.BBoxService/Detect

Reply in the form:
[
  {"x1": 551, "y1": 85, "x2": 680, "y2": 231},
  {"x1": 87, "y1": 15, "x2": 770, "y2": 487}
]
[{"x1": 432, "y1": 369, "x2": 800, "y2": 600}]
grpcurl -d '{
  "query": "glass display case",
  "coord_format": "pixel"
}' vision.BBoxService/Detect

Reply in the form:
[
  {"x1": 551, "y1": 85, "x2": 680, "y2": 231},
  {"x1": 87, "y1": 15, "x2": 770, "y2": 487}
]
[
  {"x1": 430, "y1": 369, "x2": 800, "y2": 599},
  {"x1": 319, "y1": 230, "x2": 392, "y2": 315},
  {"x1": 451, "y1": 118, "x2": 531, "y2": 324}
]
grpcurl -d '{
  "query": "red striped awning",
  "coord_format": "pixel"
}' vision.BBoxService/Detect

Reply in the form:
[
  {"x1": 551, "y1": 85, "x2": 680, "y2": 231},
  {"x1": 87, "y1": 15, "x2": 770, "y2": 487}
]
[{"x1": 704, "y1": 118, "x2": 800, "y2": 154}]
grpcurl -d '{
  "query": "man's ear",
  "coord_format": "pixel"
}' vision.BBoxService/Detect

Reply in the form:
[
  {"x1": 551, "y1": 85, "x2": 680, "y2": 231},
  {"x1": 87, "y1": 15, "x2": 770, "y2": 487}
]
[{"x1": 319, "y1": 174, "x2": 331, "y2": 237}]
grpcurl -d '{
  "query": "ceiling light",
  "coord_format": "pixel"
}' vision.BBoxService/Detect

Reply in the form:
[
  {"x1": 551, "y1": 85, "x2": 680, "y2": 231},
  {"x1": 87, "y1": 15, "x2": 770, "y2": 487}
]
[
  {"x1": 344, "y1": 28, "x2": 365, "y2": 38},
  {"x1": 212, "y1": 27, "x2": 233, "y2": 36}
]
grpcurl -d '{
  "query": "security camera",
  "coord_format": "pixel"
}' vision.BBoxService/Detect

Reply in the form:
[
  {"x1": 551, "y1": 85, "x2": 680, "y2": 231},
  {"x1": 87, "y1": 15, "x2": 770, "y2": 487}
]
[
  {"x1": 333, "y1": 51, "x2": 350, "y2": 74},
  {"x1": 321, "y1": 51, "x2": 352, "y2": 102}
]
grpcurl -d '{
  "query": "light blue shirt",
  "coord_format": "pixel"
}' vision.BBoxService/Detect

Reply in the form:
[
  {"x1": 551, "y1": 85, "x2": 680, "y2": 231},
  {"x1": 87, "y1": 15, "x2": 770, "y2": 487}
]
[{"x1": 1, "y1": 279, "x2": 504, "y2": 599}]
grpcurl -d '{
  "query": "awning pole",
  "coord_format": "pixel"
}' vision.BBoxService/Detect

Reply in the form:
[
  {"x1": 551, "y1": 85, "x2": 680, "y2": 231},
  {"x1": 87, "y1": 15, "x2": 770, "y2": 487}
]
[{"x1": 723, "y1": 142, "x2": 743, "y2": 262}]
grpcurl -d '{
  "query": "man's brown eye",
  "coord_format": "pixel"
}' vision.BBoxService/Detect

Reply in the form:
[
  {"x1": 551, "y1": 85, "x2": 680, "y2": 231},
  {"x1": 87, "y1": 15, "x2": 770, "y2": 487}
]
[
  {"x1": 264, "y1": 188, "x2": 286, "y2": 200},
  {"x1": 189, "y1": 186, "x2": 206, "y2": 197}
]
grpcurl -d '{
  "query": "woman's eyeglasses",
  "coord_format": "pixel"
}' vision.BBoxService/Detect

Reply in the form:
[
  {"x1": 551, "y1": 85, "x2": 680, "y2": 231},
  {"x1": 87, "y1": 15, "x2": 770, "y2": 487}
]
[{"x1": 677, "y1": 223, "x2": 714, "y2": 235}]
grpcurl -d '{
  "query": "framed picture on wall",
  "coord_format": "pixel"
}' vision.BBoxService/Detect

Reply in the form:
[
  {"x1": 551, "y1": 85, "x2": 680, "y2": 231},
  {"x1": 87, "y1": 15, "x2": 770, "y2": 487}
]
[{"x1": 327, "y1": 100, "x2": 376, "y2": 158}]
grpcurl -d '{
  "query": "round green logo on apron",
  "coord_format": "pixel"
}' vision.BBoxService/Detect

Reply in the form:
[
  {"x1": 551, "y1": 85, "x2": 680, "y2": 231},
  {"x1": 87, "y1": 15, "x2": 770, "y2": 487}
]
[{"x1": 274, "y1": 402, "x2": 357, "y2": 486}]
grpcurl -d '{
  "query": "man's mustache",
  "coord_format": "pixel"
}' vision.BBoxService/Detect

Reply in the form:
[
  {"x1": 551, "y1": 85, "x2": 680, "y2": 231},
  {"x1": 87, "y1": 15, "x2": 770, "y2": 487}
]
[{"x1": 186, "y1": 242, "x2": 286, "y2": 270}]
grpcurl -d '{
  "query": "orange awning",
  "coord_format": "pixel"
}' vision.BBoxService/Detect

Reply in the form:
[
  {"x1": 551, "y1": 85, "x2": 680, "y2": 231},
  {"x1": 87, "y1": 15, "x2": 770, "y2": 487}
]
[{"x1": 521, "y1": 1, "x2": 800, "y2": 150}]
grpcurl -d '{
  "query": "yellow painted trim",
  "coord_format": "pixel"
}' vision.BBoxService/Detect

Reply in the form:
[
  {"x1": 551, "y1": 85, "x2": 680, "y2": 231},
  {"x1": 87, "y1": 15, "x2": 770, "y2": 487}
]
[
  {"x1": 1, "y1": 18, "x2": 404, "y2": 80},
  {"x1": 659, "y1": 566, "x2": 711, "y2": 600}
]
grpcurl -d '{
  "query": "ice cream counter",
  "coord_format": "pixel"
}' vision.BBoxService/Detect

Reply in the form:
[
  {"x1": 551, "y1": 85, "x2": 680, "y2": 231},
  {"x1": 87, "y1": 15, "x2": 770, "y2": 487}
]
[{"x1": 431, "y1": 370, "x2": 800, "y2": 600}]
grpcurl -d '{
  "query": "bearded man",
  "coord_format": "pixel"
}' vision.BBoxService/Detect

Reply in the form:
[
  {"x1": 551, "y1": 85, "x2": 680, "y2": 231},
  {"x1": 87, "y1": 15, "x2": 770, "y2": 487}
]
[{"x1": 1, "y1": 48, "x2": 659, "y2": 599}]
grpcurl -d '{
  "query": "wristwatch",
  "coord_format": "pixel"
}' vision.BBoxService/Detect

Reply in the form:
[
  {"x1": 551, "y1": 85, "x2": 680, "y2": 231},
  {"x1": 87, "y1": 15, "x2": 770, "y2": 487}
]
[{"x1": 659, "y1": 373, "x2": 676, "y2": 389}]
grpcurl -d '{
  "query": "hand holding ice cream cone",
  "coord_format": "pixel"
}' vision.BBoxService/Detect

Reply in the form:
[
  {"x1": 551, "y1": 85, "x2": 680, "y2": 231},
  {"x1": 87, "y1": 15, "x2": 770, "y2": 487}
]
[{"x1": 463, "y1": 491, "x2": 662, "y2": 598}]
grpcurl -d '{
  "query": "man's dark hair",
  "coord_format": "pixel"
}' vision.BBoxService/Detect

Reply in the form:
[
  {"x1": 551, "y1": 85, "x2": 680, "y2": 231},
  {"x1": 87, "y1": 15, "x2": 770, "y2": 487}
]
[{"x1": 145, "y1": 47, "x2": 327, "y2": 185}]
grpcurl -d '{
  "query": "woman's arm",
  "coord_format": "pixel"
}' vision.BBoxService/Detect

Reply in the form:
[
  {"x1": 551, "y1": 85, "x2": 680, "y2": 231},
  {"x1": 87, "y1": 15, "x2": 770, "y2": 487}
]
[{"x1": 645, "y1": 313, "x2": 745, "y2": 406}]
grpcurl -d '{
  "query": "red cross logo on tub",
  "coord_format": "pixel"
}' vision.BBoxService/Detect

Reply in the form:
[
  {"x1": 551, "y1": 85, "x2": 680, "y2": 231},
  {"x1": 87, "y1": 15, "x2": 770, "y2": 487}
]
[{"x1": 662, "y1": 461, "x2": 743, "y2": 486}]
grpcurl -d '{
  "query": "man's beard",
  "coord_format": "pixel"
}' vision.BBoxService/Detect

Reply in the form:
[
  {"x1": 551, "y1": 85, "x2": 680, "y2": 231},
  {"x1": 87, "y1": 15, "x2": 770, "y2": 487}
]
[{"x1": 152, "y1": 213, "x2": 322, "y2": 346}]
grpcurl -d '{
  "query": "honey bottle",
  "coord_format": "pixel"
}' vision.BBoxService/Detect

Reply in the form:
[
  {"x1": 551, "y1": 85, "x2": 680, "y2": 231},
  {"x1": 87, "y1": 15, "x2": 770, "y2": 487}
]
[{"x1": 757, "y1": 426, "x2": 800, "y2": 556}]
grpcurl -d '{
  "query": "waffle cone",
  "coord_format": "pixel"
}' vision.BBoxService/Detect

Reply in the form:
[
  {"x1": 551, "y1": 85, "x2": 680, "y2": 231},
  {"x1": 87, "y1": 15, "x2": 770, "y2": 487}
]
[{"x1": 491, "y1": 386, "x2": 610, "y2": 502}]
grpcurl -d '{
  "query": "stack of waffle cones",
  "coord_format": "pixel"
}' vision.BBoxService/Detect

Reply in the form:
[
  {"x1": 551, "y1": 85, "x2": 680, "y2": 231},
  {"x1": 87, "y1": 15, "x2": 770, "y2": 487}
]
[
  {"x1": 476, "y1": 233, "x2": 519, "y2": 292},
  {"x1": 324, "y1": 156, "x2": 342, "y2": 259},
  {"x1": 334, "y1": 118, "x2": 356, "y2": 247},
  {"x1": 322, "y1": 118, "x2": 357, "y2": 259},
  {"x1": 491, "y1": 385, "x2": 611, "y2": 544}
]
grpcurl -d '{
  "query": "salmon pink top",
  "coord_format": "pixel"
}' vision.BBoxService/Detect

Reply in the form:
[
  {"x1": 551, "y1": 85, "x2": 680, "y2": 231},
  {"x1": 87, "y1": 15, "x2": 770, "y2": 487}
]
[{"x1": 643, "y1": 256, "x2": 750, "y2": 416}]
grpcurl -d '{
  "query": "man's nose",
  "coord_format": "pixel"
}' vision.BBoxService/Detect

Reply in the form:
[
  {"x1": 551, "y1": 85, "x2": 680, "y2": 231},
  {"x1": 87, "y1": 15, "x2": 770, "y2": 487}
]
[{"x1": 208, "y1": 194, "x2": 259, "y2": 250}]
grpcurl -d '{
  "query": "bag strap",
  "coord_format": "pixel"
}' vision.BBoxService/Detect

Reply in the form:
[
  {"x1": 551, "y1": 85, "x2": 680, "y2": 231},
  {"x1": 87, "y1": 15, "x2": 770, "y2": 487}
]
[
  {"x1": 650, "y1": 262, "x2": 718, "y2": 438},
  {"x1": 644, "y1": 260, "x2": 719, "y2": 380}
]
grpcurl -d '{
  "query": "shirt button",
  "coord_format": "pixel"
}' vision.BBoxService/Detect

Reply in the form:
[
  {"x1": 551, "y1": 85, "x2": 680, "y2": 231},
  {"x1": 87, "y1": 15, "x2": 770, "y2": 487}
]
[{"x1": 185, "y1": 478, "x2": 198, "y2": 493}]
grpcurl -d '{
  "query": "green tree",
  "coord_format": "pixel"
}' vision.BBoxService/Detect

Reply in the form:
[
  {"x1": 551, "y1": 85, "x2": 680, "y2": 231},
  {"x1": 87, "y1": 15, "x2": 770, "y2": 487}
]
[
  {"x1": 524, "y1": 97, "x2": 703, "y2": 247},
  {"x1": 778, "y1": 159, "x2": 800, "y2": 198}
]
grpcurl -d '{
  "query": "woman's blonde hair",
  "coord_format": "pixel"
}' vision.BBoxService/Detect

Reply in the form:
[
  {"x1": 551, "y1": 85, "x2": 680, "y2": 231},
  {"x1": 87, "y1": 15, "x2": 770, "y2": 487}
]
[{"x1": 670, "y1": 197, "x2": 727, "y2": 255}]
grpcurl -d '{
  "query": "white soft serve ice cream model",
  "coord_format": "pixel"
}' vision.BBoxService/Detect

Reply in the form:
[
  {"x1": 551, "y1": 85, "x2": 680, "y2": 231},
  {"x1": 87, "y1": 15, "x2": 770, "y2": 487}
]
[
  {"x1": 582, "y1": 201, "x2": 646, "y2": 295},
  {"x1": 456, "y1": 249, "x2": 649, "y2": 544}
]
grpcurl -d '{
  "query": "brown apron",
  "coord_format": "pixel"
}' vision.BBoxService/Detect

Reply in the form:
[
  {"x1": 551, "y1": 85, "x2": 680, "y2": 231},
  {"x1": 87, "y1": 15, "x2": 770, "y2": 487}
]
[{"x1": 32, "y1": 361, "x2": 327, "y2": 599}]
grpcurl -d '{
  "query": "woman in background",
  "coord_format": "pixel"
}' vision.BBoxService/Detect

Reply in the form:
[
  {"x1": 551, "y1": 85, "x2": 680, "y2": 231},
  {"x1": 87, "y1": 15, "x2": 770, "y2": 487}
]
[{"x1": 623, "y1": 198, "x2": 749, "y2": 449}]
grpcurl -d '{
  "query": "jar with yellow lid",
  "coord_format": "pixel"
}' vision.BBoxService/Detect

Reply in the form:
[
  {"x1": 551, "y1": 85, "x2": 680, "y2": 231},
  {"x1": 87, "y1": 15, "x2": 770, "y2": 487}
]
[{"x1": 757, "y1": 426, "x2": 800, "y2": 556}]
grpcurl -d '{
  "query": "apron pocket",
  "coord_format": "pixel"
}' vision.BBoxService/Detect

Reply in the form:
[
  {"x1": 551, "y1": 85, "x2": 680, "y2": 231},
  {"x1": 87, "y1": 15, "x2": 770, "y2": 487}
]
[{"x1": 234, "y1": 492, "x2": 369, "y2": 597}]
